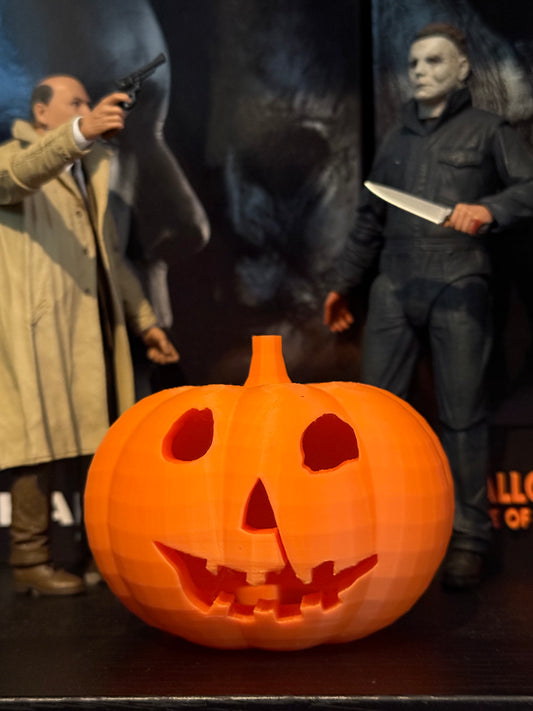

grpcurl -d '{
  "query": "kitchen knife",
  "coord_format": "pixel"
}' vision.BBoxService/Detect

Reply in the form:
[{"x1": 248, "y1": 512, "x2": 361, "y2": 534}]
[{"x1": 364, "y1": 181, "x2": 452, "y2": 225}]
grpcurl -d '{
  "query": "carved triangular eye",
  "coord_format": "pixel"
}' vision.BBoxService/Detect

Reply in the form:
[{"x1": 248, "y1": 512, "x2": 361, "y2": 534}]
[
  {"x1": 163, "y1": 408, "x2": 214, "y2": 461},
  {"x1": 302, "y1": 413, "x2": 359, "y2": 471}
]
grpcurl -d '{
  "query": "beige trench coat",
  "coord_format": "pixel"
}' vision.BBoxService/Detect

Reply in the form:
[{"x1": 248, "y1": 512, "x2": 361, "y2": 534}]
[{"x1": 0, "y1": 119, "x2": 157, "y2": 469}]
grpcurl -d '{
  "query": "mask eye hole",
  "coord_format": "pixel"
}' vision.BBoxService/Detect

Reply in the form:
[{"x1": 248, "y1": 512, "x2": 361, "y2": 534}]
[
  {"x1": 302, "y1": 413, "x2": 359, "y2": 472},
  {"x1": 163, "y1": 408, "x2": 214, "y2": 461}
]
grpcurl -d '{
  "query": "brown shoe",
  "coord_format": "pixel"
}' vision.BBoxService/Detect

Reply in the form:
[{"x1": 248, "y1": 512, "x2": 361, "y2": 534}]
[{"x1": 13, "y1": 564, "x2": 86, "y2": 596}]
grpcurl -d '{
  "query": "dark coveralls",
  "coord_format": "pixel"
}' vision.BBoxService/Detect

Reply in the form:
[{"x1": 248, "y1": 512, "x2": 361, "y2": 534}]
[{"x1": 335, "y1": 87, "x2": 533, "y2": 554}]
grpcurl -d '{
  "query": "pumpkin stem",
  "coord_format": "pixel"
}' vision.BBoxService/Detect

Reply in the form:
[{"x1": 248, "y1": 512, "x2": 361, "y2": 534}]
[{"x1": 244, "y1": 335, "x2": 292, "y2": 386}]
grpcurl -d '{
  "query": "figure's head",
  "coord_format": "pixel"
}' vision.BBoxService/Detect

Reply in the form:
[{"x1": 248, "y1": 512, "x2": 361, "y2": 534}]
[
  {"x1": 408, "y1": 23, "x2": 470, "y2": 118},
  {"x1": 31, "y1": 75, "x2": 91, "y2": 132}
]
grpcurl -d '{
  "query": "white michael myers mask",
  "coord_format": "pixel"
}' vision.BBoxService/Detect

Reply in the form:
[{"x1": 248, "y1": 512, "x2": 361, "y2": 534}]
[{"x1": 408, "y1": 35, "x2": 470, "y2": 117}]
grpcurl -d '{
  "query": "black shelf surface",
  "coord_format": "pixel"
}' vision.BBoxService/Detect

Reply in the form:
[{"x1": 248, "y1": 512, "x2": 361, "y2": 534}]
[{"x1": 1, "y1": 538, "x2": 532, "y2": 709}]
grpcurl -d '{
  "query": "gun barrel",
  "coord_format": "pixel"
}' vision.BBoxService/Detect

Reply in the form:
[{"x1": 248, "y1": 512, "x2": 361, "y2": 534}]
[
  {"x1": 116, "y1": 53, "x2": 167, "y2": 89},
  {"x1": 135, "y1": 52, "x2": 166, "y2": 77}
]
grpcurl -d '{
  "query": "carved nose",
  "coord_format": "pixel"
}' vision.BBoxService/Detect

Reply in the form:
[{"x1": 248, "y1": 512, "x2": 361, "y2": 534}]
[{"x1": 244, "y1": 479, "x2": 277, "y2": 531}]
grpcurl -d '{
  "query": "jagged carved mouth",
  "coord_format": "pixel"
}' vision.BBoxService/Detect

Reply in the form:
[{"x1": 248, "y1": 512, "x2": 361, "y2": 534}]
[{"x1": 155, "y1": 541, "x2": 378, "y2": 619}]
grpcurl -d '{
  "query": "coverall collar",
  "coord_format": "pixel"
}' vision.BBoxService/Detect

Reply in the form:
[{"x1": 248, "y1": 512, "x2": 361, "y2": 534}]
[{"x1": 402, "y1": 86, "x2": 472, "y2": 135}]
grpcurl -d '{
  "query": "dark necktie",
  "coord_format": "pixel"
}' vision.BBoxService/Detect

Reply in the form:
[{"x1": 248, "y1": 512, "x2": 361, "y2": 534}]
[{"x1": 71, "y1": 160, "x2": 118, "y2": 421}]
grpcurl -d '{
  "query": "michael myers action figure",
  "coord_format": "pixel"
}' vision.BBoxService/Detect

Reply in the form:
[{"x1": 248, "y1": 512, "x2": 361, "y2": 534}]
[{"x1": 324, "y1": 23, "x2": 533, "y2": 589}]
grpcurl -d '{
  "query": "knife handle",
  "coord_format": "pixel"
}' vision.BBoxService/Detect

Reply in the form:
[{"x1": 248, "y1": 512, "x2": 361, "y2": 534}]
[{"x1": 472, "y1": 219, "x2": 491, "y2": 236}]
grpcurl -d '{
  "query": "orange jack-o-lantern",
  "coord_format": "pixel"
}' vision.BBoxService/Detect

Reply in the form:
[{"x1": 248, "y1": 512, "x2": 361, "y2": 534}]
[{"x1": 85, "y1": 335, "x2": 453, "y2": 650}]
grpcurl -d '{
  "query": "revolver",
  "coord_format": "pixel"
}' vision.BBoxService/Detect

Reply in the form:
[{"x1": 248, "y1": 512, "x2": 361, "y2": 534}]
[{"x1": 115, "y1": 53, "x2": 167, "y2": 110}]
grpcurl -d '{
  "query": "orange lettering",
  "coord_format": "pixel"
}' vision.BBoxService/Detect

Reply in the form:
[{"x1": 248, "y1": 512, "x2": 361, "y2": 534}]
[
  {"x1": 496, "y1": 472, "x2": 511, "y2": 504},
  {"x1": 520, "y1": 507, "x2": 532, "y2": 529},
  {"x1": 504, "y1": 507, "x2": 521, "y2": 530},
  {"x1": 489, "y1": 507, "x2": 501, "y2": 529},
  {"x1": 510, "y1": 471, "x2": 527, "y2": 504},
  {"x1": 525, "y1": 471, "x2": 533, "y2": 502}
]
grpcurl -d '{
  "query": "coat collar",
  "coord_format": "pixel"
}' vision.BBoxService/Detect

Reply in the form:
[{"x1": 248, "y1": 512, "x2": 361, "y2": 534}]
[
  {"x1": 12, "y1": 118, "x2": 41, "y2": 144},
  {"x1": 401, "y1": 86, "x2": 472, "y2": 135}
]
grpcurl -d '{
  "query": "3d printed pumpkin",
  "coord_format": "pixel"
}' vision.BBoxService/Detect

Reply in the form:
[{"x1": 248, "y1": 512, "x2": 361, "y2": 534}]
[{"x1": 85, "y1": 335, "x2": 453, "y2": 650}]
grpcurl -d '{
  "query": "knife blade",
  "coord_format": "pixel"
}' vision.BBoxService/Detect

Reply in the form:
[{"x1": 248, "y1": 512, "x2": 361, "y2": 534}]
[{"x1": 364, "y1": 181, "x2": 452, "y2": 225}]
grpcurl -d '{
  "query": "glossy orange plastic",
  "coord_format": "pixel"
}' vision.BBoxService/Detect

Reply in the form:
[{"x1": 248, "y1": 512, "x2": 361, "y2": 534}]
[{"x1": 84, "y1": 334, "x2": 453, "y2": 650}]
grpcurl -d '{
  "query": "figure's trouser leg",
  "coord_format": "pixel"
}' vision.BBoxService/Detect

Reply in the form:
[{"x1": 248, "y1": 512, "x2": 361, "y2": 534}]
[
  {"x1": 429, "y1": 276, "x2": 493, "y2": 553},
  {"x1": 9, "y1": 462, "x2": 52, "y2": 567},
  {"x1": 73, "y1": 454, "x2": 95, "y2": 564},
  {"x1": 361, "y1": 273, "x2": 419, "y2": 397}
]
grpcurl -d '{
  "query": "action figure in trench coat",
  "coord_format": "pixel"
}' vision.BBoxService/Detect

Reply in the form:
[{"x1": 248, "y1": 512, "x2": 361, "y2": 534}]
[{"x1": 0, "y1": 75, "x2": 179, "y2": 594}]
